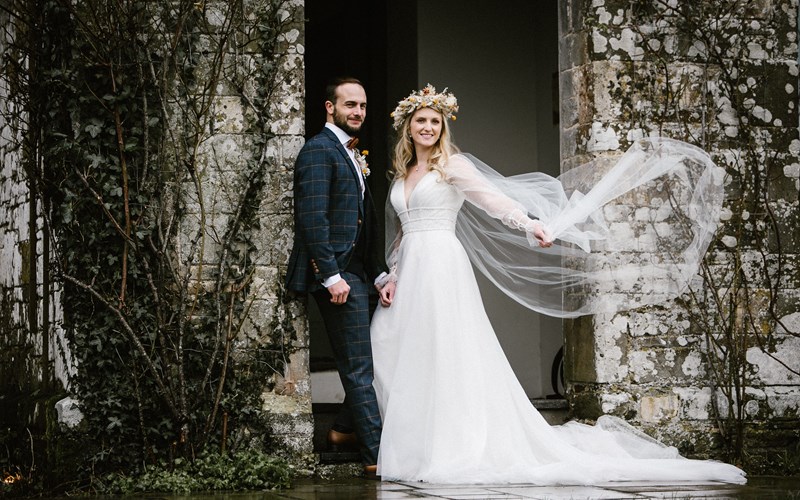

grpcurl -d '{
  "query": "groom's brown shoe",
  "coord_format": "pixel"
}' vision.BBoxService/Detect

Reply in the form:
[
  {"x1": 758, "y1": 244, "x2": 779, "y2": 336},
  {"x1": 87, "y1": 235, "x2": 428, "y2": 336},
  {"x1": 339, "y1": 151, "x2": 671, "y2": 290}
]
[
  {"x1": 327, "y1": 428, "x2": 358, "y2": 452},
  {"x1": 363, "y1": 464, "x2": 380, "y2": 480}
]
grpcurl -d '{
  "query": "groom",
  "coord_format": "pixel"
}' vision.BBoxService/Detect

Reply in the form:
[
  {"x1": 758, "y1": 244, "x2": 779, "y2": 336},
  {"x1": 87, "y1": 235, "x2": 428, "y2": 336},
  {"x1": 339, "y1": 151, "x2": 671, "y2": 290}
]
[{"x1": 285, "y1": 77, "x2": 385, "y2": 477}]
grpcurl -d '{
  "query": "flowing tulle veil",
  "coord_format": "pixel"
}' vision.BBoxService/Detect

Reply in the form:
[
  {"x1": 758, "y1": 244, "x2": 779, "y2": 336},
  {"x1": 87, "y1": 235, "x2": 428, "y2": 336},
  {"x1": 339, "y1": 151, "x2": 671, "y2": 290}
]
[{"x1": 384, "y1": 137, "x2": 725, "y2": 318}]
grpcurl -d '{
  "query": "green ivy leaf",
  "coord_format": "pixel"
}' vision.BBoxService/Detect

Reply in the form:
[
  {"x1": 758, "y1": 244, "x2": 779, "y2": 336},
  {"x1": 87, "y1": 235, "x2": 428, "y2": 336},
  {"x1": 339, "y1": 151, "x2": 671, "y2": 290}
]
[
  {"x1": 106, "y1": 417, "x2": 121, "y2": 430},
  {"x1": 85, "y1": 123, "x2": 102, "y2": 138}
]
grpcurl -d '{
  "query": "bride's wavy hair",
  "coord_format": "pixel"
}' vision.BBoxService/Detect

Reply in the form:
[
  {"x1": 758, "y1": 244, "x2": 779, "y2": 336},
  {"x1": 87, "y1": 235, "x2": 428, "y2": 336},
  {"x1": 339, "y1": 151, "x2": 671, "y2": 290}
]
[{"x1": 390, "y1": 109, "x2": 458, "y2": 181}]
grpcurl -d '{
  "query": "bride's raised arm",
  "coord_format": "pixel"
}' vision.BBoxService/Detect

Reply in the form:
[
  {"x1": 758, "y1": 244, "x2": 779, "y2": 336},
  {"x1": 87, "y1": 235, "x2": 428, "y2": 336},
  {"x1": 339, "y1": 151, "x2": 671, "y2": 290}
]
[{"x1": 444, "y1": 154, "x2": 552, "y2": 247}]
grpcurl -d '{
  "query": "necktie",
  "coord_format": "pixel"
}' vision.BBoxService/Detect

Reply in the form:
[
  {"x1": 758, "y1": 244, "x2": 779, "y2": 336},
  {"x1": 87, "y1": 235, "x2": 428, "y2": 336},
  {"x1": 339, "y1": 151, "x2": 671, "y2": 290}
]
[{"x1": 346, "y1": 137, "x2": 359, "y2": 149}]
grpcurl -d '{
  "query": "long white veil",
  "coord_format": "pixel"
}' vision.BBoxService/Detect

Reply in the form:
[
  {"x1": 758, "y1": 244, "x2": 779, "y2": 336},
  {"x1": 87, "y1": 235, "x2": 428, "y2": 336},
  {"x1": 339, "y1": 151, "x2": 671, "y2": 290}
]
[{"x1": 385, "y1": 138, "x2": 725, "y2": 318}]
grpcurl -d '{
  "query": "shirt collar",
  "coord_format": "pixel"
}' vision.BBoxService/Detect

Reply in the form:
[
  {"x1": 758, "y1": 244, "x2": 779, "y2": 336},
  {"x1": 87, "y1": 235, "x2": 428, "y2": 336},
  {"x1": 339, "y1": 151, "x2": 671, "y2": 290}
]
[{"x1": 325, "y1": 122, "x2": 353, "y2": 146}]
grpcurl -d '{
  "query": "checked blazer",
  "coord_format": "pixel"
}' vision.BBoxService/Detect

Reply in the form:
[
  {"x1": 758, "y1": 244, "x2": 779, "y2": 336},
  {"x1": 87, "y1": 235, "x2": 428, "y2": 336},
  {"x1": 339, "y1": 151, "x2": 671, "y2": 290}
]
[{"x1": 285, "y1": 127, "x2": 385, "y2": 293}]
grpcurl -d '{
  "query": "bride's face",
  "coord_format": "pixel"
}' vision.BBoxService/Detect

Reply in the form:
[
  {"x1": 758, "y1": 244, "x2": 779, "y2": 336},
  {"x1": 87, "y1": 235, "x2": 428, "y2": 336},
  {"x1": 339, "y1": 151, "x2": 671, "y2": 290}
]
[{"x1": 408, "y1": 108, "x2": 443, "y2": 150}]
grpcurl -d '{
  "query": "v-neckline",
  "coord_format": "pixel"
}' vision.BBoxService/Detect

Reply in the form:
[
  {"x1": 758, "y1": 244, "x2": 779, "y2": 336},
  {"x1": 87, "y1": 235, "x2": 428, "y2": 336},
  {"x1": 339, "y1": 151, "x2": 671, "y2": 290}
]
[{"x1": 402, "y1": 171, "x2": 433, "y2": 209}]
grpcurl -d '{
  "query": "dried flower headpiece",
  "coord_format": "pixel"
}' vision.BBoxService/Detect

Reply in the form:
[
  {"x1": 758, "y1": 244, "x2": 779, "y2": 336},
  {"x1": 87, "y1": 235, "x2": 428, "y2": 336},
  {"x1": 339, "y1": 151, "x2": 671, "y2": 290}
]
[{"x1": 390, "y1": 84, "x2": 459, "y2": 130}]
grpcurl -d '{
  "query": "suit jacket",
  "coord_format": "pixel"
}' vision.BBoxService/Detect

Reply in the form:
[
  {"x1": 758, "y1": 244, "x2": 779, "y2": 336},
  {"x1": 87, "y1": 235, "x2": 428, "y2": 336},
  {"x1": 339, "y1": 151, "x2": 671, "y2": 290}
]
[{"x1": 285, "y1": 127, "x2": 385, "y2": 294}]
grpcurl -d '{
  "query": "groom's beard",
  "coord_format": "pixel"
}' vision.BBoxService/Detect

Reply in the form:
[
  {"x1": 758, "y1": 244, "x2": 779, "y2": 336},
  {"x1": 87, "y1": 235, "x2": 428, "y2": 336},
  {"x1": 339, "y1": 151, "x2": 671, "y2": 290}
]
[{"x1": 333, "y1": 108, "x2": 363, "y2": 136}]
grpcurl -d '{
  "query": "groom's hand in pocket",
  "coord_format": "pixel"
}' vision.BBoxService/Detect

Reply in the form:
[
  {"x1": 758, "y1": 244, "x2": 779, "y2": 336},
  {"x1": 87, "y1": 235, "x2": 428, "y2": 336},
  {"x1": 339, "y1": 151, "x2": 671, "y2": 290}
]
[{"x1": 378, "y1": 281, "x2": 396, "y2": 307}]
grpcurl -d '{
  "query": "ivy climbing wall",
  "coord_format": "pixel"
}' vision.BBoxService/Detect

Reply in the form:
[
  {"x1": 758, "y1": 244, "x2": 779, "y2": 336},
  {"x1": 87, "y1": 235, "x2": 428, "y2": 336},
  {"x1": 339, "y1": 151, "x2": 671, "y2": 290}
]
[{"x1": 0, "y1": 0, "x2": 313, "y2": 476}]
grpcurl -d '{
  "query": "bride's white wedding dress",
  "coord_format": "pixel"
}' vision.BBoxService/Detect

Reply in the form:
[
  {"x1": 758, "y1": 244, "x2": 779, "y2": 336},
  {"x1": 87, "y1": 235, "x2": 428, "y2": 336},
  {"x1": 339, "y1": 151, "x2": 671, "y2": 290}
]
[{"x1": 370, "y1": 142, "x2": 746, "y2": 485}]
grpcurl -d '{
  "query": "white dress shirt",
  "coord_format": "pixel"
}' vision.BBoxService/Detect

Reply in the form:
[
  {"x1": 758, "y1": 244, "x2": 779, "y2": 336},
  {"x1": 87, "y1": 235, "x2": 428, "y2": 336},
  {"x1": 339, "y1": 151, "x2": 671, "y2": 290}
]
[
  {"x1": 325, "y1": 122, "x2": 364, "y2": 195},
  {"x1": 321, "y1": 123, "x2": 364, "y2": 288}
]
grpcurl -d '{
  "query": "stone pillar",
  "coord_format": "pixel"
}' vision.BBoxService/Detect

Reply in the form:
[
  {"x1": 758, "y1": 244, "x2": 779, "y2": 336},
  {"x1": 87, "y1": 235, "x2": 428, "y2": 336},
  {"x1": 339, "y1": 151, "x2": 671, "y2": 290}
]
[
  {"x1": 558, "y1": 0, "x2": 800, "y2": 466},
  {"x1": 178, "y1": 0, "x2": 312, "y2": 461},
  {"x1": 0, "y1": 6, "x2": 75, "y2": 487},
  {"x1": 0, "y1": 2, "x2": 70, "y2": 400}
]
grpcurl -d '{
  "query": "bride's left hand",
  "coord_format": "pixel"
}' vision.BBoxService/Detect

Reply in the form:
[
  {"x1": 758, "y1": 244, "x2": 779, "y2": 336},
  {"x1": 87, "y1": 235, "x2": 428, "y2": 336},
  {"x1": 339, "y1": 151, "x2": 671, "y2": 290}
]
[
  {"x1": 530, "y1": 221, "x2": 553, "y2": 248},
  {"x1": 378, "y1": 281, "x2": 396, "y2": 307}
]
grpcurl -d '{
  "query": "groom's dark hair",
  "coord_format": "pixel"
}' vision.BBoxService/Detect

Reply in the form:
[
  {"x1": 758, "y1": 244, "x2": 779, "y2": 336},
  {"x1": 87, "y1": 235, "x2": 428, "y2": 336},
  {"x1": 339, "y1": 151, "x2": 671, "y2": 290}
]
[{"x1": 325, "y1": 76, "x2": 364, "y2": 104}]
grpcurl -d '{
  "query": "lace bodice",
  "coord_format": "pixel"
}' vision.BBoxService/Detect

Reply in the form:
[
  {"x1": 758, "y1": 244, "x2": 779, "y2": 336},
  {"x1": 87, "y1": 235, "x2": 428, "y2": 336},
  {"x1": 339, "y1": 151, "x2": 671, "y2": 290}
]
[{"x1": 391, "y1": 171, "x2": 463, "y2": 234}]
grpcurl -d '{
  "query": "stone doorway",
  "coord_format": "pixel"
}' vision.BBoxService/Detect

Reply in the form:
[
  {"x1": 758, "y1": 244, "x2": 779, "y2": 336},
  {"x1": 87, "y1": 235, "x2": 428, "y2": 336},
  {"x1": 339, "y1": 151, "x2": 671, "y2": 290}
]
[{"x1": 302, "y1": 0, "x2": 565, "y2": 457}]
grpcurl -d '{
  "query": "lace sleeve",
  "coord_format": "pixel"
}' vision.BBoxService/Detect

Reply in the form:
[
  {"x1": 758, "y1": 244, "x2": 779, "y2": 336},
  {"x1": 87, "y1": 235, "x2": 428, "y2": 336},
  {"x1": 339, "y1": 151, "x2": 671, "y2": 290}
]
[{"x1": 445, "y1": 154, "x2": 552, "y2": 246}]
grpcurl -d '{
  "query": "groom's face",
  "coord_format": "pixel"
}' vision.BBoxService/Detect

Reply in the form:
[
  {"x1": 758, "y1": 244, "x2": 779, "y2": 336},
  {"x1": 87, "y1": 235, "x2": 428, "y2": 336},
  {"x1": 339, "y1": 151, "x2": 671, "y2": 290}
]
[{"x1": 326, "y1": 83, "x2": 367, "y2": 136}]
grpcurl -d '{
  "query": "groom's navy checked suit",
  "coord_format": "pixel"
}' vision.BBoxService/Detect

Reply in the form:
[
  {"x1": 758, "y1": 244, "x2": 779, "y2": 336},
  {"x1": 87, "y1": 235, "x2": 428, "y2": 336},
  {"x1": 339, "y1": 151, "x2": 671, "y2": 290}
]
[{"x1": 285, "y1": 126, "x2": 384, "y2": 465}]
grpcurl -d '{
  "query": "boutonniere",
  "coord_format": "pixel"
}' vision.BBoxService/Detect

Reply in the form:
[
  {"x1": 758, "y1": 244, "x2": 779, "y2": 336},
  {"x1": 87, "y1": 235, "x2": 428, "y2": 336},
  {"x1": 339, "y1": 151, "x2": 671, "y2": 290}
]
[{"x1": 355, "y1": 149, "x2": 370, "y2": 177}]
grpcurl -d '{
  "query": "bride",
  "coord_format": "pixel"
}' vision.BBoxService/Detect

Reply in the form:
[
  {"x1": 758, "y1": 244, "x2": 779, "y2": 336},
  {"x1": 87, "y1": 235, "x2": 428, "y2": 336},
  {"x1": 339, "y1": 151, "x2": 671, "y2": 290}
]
[{"x1": 369, "y1": 85, "x2": 746, "y2": 485}]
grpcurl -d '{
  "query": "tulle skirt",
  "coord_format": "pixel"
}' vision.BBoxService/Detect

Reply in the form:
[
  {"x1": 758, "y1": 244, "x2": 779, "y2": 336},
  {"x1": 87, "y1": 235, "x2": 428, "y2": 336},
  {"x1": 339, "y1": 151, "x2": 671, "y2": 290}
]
[{"x1": 370, "y1": 227, "x2": 745, "y2": 485}]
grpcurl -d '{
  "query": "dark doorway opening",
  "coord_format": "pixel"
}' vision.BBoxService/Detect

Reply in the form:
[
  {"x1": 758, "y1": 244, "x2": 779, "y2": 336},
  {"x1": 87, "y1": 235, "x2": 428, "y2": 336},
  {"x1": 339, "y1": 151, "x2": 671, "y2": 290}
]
[
  {"x1": 303, "y1": 0, "x2": 417, "y2": 456},
  {"x1": 302, "y1": 0, "x2": 565, "y2": 458}
]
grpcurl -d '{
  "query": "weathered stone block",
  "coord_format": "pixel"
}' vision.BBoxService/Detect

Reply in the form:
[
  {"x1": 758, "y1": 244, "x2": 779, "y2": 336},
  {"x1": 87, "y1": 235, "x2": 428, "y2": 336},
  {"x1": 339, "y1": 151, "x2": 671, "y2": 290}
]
[
  {"x1": 210, "y1": 96, "x2": 252, "y2": 134},
  {"x1": 567, "y1": 382, "x2": 604, "y2": 420},
  {"x1": 600, "y1": 390, "x2": 632, "y2": 415},
  {"x1": 261, "y1": 397, "x2": 314, "y2": 457},
  {"x1": 640, "y1": 392, "x2": 680, "y2": 422},
  {"x1": 673, "y1": 386, "x2": 714, "y2": 421},
  {"x1": 747, "y1": 334, "x2": 800, "y2": 386},
  {"x1": 562, "y1": 0, "x2": 800, "y2": 467},
  {"x1": 254, "y1": 213, "x2": 294, "y2": 266}
]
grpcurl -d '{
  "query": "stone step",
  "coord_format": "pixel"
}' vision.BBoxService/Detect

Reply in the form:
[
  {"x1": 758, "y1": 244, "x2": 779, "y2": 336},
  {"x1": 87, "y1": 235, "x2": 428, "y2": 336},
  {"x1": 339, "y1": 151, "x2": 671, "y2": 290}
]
[{"x1": 531, "y1": 397, "x2": 569, "y2": 425}]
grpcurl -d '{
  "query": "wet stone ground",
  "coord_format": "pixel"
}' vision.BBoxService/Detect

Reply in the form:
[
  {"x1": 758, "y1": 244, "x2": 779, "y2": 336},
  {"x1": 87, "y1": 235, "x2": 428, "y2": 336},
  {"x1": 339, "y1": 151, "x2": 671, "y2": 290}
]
[{"x1": 101, "y1": 475, "x2": 800, "y2": 499}]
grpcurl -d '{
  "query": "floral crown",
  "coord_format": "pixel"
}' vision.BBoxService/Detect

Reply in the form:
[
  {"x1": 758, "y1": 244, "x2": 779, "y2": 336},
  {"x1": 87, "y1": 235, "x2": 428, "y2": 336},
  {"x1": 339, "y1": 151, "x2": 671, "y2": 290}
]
[{"x1": 390, "y1": 84, "x2": 458, "y2": 130}]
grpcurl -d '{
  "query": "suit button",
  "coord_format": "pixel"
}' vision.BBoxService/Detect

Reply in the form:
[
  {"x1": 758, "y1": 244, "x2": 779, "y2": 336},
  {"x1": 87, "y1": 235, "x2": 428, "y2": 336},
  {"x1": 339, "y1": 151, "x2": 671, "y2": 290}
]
[
  {"x1": 352, "y1": 242, "x2": 356, "y2": 247},
  {"x1": 358, "y1": 218, "x2": 362, "y2": 225}
]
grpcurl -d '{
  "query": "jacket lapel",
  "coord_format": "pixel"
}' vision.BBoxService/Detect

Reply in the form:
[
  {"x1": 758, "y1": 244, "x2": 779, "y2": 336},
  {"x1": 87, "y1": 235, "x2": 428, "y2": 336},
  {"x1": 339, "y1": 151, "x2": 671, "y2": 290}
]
[{"x1": 322, "y1": 128, "x2": 364, "y2": 214}]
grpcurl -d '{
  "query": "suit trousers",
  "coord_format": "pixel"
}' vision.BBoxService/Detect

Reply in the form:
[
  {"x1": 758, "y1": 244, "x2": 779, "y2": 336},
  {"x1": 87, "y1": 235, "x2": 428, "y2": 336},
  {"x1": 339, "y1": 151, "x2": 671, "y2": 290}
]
[{"x1": 312, "y1": 271, "x2": 381, "y2": 465}]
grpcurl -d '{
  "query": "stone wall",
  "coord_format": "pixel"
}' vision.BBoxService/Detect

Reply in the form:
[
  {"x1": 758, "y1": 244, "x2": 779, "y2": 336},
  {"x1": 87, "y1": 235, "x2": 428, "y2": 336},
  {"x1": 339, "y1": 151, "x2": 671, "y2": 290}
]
[{"x1": 559, "y1": 0, "x2": 800, "y2": 469}]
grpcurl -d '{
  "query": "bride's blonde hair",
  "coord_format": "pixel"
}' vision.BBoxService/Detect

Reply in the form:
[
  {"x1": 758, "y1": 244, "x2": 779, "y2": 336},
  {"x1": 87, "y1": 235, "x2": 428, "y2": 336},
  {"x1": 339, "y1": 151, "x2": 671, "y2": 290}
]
[{"x1": 391, "y1": 109, "x2": 458, "y2": 180}]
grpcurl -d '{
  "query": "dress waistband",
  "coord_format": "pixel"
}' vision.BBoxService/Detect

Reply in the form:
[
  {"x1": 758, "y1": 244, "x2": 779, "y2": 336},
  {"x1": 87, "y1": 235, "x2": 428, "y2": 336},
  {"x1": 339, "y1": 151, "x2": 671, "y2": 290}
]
[{"x1": 398, "y1": 208, "x2": 458, "y2": 233}]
